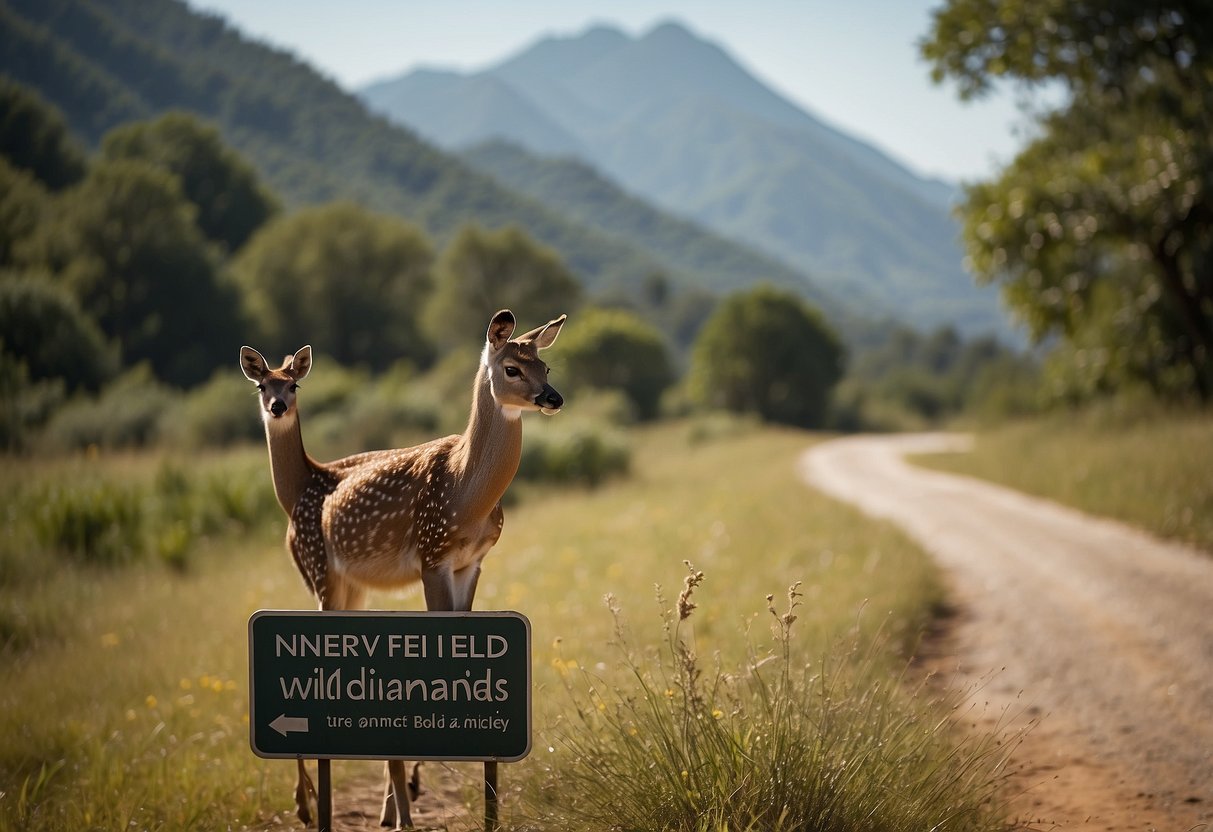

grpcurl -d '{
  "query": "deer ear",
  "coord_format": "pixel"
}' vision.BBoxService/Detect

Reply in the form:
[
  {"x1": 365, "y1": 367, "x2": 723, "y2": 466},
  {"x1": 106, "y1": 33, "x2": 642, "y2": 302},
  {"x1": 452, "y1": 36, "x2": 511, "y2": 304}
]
[
  {"x1": 240, "y1": 346, "x2": 269, "y2": 382},
  {"x1": 523, "y1": 314, "x2": 566, "y2": 350},
  {"x1": 486, "y1": 310, "x2": 516, "y2": 351},
  {"x1": 287, "y1": 345, "x2": 312, "y2": 381}
]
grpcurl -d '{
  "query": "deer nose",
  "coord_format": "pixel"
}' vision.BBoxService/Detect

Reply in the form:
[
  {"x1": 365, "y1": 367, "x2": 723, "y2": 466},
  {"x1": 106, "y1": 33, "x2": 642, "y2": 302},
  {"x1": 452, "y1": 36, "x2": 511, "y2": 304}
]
[
  {"x1": 535, "y1": 385, "x2": 563, "y2": 410},
  {"x1": 270, "y1": 399, "x2": 287, "y2": 417}
]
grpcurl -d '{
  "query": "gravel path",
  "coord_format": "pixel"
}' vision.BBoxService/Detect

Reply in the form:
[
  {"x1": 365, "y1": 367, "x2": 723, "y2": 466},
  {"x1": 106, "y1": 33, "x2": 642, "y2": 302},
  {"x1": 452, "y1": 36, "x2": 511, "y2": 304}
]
[{"x1": 801, "y1": 434, "x2": 1213, "y2": 831}]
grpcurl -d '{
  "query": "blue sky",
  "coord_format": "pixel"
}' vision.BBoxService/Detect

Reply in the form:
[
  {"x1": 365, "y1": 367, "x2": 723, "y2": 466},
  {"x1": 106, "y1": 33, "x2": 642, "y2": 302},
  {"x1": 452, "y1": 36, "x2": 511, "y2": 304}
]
[{"x1": 189, "y1": 0, "x2": 1043, "y2": 183}]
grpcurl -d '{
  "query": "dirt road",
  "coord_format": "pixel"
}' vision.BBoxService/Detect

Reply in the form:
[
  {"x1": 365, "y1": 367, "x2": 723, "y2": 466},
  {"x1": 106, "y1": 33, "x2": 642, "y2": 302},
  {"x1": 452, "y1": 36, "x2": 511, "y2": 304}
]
[{"x1": 802, "y1": 434, "x2": 1213, "y2": 832}]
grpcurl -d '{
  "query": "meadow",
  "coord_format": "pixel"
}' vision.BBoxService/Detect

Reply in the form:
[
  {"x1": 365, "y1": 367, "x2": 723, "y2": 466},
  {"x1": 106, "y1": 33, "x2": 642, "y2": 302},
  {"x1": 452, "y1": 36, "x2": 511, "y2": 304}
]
[
  {"x1": 0, "y1": 420, "x2": 1011, "y2": 831},
  {"x1": 917, "y1": 407, "x2": 1213, "y2": 553}
]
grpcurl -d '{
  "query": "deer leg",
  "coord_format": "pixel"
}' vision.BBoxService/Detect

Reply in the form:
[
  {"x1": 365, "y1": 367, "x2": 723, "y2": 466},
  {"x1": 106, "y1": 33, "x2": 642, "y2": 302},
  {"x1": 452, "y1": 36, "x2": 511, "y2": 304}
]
[
  {"x1": 295, "y1": 758, "x2": 317, "y2": 827},
  {"x1": 451, "y1": 562, "x2": 482, "y2": 613},
  {"x1": 381, "y1": 759, "x2": 414, "y2": 829},
  {"x1": 379, "y1": 762, "x2": 396, "y2": 828},
  {"x1": 421, "y1": 565, "x2": 456, "y2": 612}
]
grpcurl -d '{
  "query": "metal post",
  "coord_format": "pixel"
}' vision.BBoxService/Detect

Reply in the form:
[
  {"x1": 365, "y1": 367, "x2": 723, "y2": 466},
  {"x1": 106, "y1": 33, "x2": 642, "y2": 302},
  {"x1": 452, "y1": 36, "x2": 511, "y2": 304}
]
[
  {"x1": 317, "y1": 758, "x2": 332, "y2": 832},
  {"x1": 484, "y1": 760, "x2": 499, "y2": 832}
]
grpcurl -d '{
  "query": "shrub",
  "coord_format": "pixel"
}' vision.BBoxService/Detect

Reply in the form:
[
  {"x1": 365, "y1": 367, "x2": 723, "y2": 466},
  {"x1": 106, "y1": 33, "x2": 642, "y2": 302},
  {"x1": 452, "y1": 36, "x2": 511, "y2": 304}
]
[
  {"x1": 158, "y1": 371, "x2": 262, "y2": 448},
  {"x1": 38, "y1": 365, "x2": 174, "y2": 451},
  {"x1": 517, "y1": 423, "x2": 630, "y2": 488},
  {"x1": 30, "y1": 482, "x2": 144, "y2": 566},
  {"x1": 525, "y1": 567, "x2": 1012, "y2": 832},
  {"x1": 688, "y1": 285, "x2": 844, "y2": 428},
  {"x1": 556, "y1": 308, "x2": 675, "y2": 421}
]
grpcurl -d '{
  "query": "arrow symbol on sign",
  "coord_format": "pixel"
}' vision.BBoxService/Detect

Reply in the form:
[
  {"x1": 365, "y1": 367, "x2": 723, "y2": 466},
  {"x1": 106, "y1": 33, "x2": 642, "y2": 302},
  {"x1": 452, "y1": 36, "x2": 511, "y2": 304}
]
[{"x1": 270, "y1": 714, "x2": 309, "y2": 737}]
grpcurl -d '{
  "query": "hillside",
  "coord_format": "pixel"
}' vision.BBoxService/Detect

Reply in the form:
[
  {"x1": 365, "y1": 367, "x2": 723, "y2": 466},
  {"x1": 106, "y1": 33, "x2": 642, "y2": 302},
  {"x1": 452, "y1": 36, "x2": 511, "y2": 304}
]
[
  {"x1": 0, "y1": 0, "x2": 840, "y2": 307},
  {"x1": 461, "y1": 139, "x2": 838, "y2": 305},
  {"x1": 362, "y1": 21, "x2": 1007, "y2": 337}
]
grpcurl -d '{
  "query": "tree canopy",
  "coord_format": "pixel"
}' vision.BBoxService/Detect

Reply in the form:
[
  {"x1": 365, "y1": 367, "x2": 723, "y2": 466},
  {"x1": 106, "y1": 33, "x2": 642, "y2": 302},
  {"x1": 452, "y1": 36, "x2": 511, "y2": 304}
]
[
  {"x1": 922, "y1": 1, "x2": 1213, "y2": 400},
  {"x1": 425, "y1": 224, "x2": 582, "y2": 349},
  {"x1": 38, "y1": 158, "x2": 241, "y2": 386},
  {"x1": 556, "y1": 308, "x2": 674, "y2": 420},
  {"x1": 0, "y1": 77, "x2": 86, "y2": 190},
  {"x1": 0, "y1": 273, "x2": 116, "y2": 391},
  {"x1": 232, "y1": 201, "x2": 434, "y2": 369},
  {"x1": 688, "y1": 285, "x2": 844, "y2": 427},
  {"x1": 101, "y1": 111, "x2": 279, "y2": 253}
]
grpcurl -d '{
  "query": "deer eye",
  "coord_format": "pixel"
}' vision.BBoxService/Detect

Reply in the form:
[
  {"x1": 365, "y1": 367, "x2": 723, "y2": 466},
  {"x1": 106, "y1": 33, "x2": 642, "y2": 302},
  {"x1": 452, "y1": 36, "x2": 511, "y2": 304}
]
[
  {"x1": 289, "y1": 383, "x2": 299, "y2": 392},
  {"x1": 256, "y1": 384, "x2": 265, "y2": 392},
  {"x1": 504, "y1": 366, "x2": 520, "y2": 378}
]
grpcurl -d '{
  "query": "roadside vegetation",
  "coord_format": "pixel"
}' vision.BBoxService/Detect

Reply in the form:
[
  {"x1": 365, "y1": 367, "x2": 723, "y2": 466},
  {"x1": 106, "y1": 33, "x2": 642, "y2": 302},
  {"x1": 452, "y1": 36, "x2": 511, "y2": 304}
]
[
  {"x1": 915, "y1": 405, "x2": 1213, "y2": 554},
  {"x1": 0, "y1": 422, "x2": 1013, "y2": 831}
]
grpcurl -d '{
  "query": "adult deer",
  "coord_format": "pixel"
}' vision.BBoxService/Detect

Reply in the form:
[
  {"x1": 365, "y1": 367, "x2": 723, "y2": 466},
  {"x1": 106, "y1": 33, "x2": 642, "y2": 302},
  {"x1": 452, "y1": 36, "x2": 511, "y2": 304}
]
[{"x1": 240, "y1": 310, "x2": 565, "y2": 829}]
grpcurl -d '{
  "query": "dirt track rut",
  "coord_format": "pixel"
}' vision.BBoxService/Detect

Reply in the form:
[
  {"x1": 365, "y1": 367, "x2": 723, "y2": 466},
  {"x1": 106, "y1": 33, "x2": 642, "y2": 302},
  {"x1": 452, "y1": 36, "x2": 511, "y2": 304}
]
[{"x1": 801, "y1": 434, "x2": 1213, "y2": 831}]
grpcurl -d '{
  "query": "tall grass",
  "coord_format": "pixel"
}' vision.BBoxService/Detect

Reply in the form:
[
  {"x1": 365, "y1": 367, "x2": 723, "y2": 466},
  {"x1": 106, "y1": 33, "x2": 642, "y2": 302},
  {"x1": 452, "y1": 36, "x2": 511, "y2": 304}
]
[
  {"x1": 1, "y1": 422, "x2": 1007, "y2": 830},
  {"x1": 916, "y1": 407, "x2": 1213, "y2": 552},
  {"x1": 522, "y1": 567, "x2": 1011, "y2": 832}
]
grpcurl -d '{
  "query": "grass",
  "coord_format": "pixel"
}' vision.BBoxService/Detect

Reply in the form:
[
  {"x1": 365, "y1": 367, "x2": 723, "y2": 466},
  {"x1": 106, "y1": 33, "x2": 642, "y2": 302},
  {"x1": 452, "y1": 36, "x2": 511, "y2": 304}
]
[
  {"x1": 0, "y1": 420, "x2": 1010, "y2": 830},
  {"x1": 915, "y1": 408, "x2": 1213, "y2": 553}
]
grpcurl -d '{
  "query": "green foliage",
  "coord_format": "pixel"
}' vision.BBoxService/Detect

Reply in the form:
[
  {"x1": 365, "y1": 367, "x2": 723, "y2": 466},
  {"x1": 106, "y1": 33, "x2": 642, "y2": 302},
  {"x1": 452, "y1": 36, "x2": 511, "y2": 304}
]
[
  {"x1": 556, "y1": 307, "x2": 674, "y2": 420},
  {"x1": 923, "y1": 1, "x2": 1213, "y2": 401},
  {"x1": 101, "y1": 111, "x2": 279, "y2": 253},
  {"x1": 33, "y1": 158, "x2": 242, "y2": 386},
  {"x1": 517, "y1": 422, "x2": 630, "y2": 487},
  {"x1": 0, "y1": 76, "x2": 86, "y2": 189},
  {"x1": 10, "y1": 454, "x2": 277, "y2": 577},
  {"x1": 0, "y1": 272, "x2": 117, "y2": 392},
  {"x1": 528, "y1": 576, "x2": 1009, "y2": 831},
  {"x1": 39, "y1": 365, "x2": 174, "y2": 451},
  {"x1": 0, "y1": 158, "x2": 51, "y2": 267},
  {"x1": 688, "y1": 285, "x2": 844, "y2": 428},
  {"x1": 30, "y1": 481, "x2": 144, "y2": 566},
  {"x1": 426, "y1": 224, "x2": 582, "y2": 348},
  {"x1": 838, "y1": 324, "x2": 1041, "y2": 429},
  {"x1": 0, "y1": 352, "x2": 65, "y2": 452},
  {"x1": 157, "y1": 370, "x2": 262, "y2": 449},
  {"x1": 233, "y1": 201, "x2": 434, "y2": 370},
  {"x1": 916, "y1": 405, "x2": 1213, "y2": 553},
  {"x1": 304, "y1": 361, "x2": 440, "y2": 457}
]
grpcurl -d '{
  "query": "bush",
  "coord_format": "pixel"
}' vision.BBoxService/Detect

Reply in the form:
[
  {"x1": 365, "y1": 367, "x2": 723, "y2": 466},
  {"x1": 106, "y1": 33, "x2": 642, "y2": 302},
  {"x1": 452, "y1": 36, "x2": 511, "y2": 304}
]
[
  {"x1": 556, "y1": 308, "x2": 675, "y2": 421},
  {"x1": 158, "y1": 371, "x2": 262, "y2": 448},
  {"x1": 525, "y1": 570, "x2": 1011, "y2": 831},
  {"x1": 30, "y1": 482, "x2": 144, "y2": 566},
  {"x1": 38, "y1": 365, "x2": 174, "y2": 451},
  {"x1": 688, "y1": 285, "x2": 844, "y2": 428},
  {"x1": 17, "y1": 456, "x2": 277, "y2": 572},
  {"x1": 517, "y1": 422, "x2": 630, "y2": 487}
]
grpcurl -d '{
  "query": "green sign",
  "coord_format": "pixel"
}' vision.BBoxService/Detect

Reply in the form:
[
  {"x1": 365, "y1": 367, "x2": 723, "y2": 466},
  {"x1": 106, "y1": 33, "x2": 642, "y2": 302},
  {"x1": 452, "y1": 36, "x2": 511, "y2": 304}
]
[{"x1": 248, "y1": 610, "x2": 531, "y2": 761}]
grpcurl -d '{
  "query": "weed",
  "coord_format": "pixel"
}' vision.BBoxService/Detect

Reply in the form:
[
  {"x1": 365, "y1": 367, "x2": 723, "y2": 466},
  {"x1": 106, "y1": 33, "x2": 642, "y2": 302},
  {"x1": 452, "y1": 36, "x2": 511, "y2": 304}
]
[{"x1": 523, "y1": 564, "x2": 1012, "y2": 832}]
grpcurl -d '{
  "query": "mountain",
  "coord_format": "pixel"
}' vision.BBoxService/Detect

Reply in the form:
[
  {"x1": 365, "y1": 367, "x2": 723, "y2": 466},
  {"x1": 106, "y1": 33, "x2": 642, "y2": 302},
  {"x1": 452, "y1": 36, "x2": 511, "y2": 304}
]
[
  {"x1": 361, "y1": 21, "x2": 1005, "y2": 337},
  {"x1": 361, "y1": 69, "x2": 587, "y2": 159},
  {"x1": 0, "y1": 0, "x2": 841, "y2": 313},
  {"x1": 461, "y1": 139, "x2": 830, "y2": 300}
]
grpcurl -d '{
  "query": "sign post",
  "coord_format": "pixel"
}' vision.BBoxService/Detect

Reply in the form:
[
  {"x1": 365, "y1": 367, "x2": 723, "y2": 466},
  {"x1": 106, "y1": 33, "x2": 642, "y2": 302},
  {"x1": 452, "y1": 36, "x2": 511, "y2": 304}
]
[{"x1": 249, "y1": 610, "x2": 531, "y2": 829}]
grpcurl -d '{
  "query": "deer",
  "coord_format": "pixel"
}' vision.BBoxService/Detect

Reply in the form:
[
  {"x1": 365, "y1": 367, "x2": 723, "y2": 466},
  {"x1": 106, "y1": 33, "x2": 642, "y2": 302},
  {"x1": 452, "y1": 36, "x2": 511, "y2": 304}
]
[{"x1": 240, "y1": 309, "x2": 566, "y2": 830}]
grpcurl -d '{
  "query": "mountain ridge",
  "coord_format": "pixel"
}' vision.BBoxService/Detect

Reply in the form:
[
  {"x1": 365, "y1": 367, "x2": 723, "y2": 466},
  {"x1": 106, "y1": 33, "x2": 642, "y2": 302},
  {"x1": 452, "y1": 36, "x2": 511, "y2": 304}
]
[
  {"x1": 360, "y1": 19, "x2": 1007, "y2": 337},
  {"x1": 0, "y1": 0, "x2": 844, "y2": 320}
]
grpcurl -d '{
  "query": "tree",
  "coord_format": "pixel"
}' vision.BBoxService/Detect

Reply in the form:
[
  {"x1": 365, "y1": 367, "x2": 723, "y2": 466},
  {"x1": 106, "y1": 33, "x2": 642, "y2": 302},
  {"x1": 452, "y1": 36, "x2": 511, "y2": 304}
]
[
  {"x1": 557, "y1": 307, "x2": 674, "y2": 420},
  {"x1": 39, "y1": 158, "x2": 241, "y2": 386},
  {"x1": 0, "y1": 157, "x2": 50, "y2": 267},
  {"x1": 0, "y1": 77, "x2": 87, "y2": 190},
  {"x1": 232, "y1": 201, "x2": 434, "y2": 369},
  {"x1": 688, "y1": 285, "x2": 844, "y2": 427},
  {"x1": 426, "y1": 224, "x2": 582, "y2": 349},
  {"x1": 922, "y1": 1, "x2": 1213, "y2": 400},
  {"x1": 101, "y1": 111, "x2": 279, "y2": 253},
  {"x1": 0, "y1": 272, "x2": 117, "y2": 391}
]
